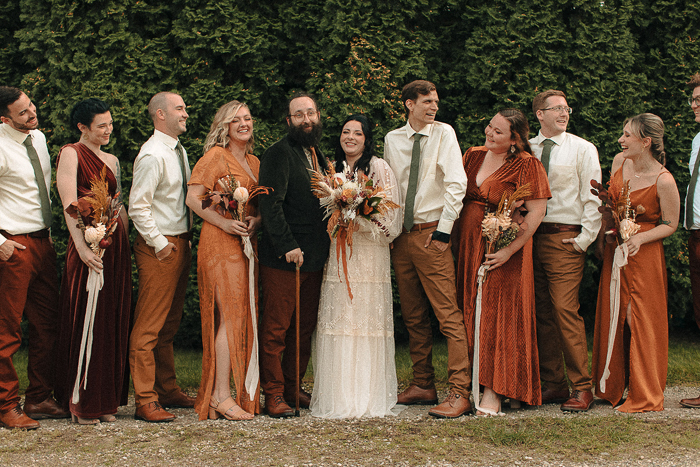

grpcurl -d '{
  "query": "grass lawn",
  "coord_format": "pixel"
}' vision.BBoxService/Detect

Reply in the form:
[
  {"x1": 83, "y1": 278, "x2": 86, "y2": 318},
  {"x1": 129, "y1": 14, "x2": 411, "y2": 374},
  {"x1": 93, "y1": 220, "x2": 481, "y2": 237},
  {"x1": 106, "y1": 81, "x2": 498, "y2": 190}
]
[{"x1": 13, "y1": 332, "x2": 700, "y2": 394}]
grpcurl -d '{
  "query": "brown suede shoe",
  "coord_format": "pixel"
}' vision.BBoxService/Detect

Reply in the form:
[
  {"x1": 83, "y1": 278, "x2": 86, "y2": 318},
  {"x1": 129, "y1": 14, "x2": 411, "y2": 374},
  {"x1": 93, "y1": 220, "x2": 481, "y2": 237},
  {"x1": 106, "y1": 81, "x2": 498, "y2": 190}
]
[
  {"x1": 266, "y1": 395, "x2": 295, "y2": 418},
  {"x1": 134, "y1": 401, "x2": 176, "y2": 423},
  {"x1": 541, "y1": 387, "x2": 570, "y2": 404},
  {"x1": 0, "y1": 404, "x2": 40, "y2": 430},
  {"x1": 160, "y1": 390, "x2": 196, "y2": 408},
  {"x1": 397, "y1": 384, "x2": 438, "y2": 405},
  {"x1": 560, "y1": 390, "x2": 594, "y2": 412},
  {"x1": 680, "y1": 395, "x2": 700, "y2": 408},
  {"x1": 23, "y1": 396, "x2": 70, "y2": 420},
  {"x1": 284, "y1": 388, "x2": 312, "y2": 409},
  {"x1": 428, "y1": 391, "x2": 473, "y2": 418}
]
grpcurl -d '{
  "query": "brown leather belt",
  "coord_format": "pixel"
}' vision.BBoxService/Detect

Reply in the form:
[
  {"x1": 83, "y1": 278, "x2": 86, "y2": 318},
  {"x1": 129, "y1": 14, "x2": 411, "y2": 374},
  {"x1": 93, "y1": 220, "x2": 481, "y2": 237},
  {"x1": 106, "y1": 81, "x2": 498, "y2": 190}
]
[
  {"x1": 170, "y1": 231, "x2": 193, "y2": 241},
  {"x1": 0, "y1": 228, "x2": 50, "y2": 239},
  {"x1": 536, "y1": 223, "x2": 582, "y2": 235},
  {"x1": 402, "y1": 220, "x2": 439, "y2": 233}
]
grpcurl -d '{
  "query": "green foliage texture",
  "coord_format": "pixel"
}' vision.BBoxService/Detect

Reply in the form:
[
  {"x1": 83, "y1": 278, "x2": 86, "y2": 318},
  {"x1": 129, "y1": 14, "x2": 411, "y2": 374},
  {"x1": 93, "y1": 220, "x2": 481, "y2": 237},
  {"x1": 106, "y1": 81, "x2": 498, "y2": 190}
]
[{"x1": 4, "y1": 0, "x2": 700, "y2": 347}]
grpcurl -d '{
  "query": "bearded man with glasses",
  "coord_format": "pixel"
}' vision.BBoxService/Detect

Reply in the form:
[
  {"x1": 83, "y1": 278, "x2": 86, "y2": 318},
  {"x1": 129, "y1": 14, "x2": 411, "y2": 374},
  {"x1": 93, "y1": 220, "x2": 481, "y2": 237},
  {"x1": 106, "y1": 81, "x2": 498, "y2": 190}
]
[
  {"x1": 258, "y1": 92, "x2": 330, "y2": 418},
  {"x1": 529, "y1": 89, "x2": 602, "y2": 412}
]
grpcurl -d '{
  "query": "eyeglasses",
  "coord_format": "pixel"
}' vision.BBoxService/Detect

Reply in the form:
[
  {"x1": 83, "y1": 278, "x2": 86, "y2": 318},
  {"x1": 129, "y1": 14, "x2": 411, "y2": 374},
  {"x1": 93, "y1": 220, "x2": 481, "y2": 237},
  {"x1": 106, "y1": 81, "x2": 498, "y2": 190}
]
[
  {"x1": 289, "y1": 110, "x2": 318, "y2": 120},
  {"x1": 689, "y1": 97, "x2": 700, "y2": 107},
  {"x1": 541, "y1": 106, "x2": 573, "y2": 115}
]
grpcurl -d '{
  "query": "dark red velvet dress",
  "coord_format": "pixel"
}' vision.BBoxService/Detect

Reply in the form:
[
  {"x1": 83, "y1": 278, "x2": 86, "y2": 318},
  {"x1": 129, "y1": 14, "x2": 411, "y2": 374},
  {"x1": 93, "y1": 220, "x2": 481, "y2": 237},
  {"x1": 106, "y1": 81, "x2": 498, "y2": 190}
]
[{"x1": 55, "y1": 142, "x2": 132, "y2": 418}]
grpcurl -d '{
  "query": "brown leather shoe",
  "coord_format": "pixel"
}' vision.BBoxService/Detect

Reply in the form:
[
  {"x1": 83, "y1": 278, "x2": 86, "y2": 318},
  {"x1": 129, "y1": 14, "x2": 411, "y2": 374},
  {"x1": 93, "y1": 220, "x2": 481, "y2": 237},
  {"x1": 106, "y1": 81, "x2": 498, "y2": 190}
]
[
  {"x1": 561, "y1": 390, "x2": 594, "y2": 412},
  {"x1": 284, "y1": 388, "x2": 311, "y2": 409},
  {"x1": 0, "y1": 404, "x2": 40, "y2": 430},
  {"x1": 23, "y1": 397, "x2": 70, "y2": 420},
  {"x1": 541, "y1": 387, "x2": 570, "y2": 404},
  {"x1": 134, "y1": 401, "x2": 176, "y2": 422},
  {"x1": 265, "y1": 395, "x2": 295, "y2": 418},
  {"x1": 397, "y1": 384, "x2": 438, "y2": 405},
  {"x1": 160, "y1": 390, "x2": 196, "y2": 408},
  {"x1": 428, "y1": 391, "x2": 473, "y2": 418},
  {"x1": 680, "y1": 395, "x2": 700, "y2": 408}
]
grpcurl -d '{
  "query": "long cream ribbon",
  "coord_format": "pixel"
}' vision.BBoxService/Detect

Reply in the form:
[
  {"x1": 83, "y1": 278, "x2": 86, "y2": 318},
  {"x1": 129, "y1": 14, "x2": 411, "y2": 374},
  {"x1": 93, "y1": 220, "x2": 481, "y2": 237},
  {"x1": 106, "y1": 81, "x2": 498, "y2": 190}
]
[
  {"x1": 472, "y1": 264, "x2": 505, "y2": 416},
  {"x1": 72, "y1": 252, "x2": 105, "y2": 404},
  {"x1": 599, "y1": 243, "x2": 629, "y2": 393},
  {"x1": 242, "y1": 236, "x2": 259, "y2": 400}
]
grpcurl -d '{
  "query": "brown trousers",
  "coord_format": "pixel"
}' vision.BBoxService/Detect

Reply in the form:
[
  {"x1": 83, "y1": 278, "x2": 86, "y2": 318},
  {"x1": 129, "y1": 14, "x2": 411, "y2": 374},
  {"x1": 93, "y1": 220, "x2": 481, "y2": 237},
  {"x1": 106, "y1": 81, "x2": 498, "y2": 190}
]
[
  {"x1": 130, "y1": 235, "x2": 191, "y2": 407},
  {"x1": 533, "y1": 231, "x2": 592, "y2": 392},
  {"x1": 0, "y1": 235, "x2": 60, "y2": 412},
  {"x1": 689, "y1": 231, "x2": 700, "y2": 329},
  {"x1": 259, "y1": 265, "x2": 323, "y2": 398},
  {"x1": 391, "y1": 227, "x2": 471, "y2": 397}
]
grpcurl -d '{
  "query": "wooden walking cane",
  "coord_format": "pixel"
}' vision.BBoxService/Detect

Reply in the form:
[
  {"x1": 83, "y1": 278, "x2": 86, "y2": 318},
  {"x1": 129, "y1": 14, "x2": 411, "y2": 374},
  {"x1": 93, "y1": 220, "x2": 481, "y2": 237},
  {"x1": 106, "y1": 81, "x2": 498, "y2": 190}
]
[{"x1": 295, "y1": 264, "x2": 301, "y2": 417}]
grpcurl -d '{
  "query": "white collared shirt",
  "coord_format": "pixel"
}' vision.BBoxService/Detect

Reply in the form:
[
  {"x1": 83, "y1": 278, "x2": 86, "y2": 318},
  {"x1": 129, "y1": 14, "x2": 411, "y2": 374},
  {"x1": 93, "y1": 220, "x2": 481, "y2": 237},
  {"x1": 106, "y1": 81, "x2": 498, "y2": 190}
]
[
  {"x1": 530, "y1": 130, "x2": 602, "y2": 251},
  {"x1": 129, "y1": 130, "x2": 191, "y2": 252},
  {"x1": 384, "y1": 121, "x2": 467, "y2": 235},
  {"x1": 0, "y1": 124, "x2": 52, "y2": 245},
  {"x1": 685, "y1": 132, "x2": 700, "y2": 230}
]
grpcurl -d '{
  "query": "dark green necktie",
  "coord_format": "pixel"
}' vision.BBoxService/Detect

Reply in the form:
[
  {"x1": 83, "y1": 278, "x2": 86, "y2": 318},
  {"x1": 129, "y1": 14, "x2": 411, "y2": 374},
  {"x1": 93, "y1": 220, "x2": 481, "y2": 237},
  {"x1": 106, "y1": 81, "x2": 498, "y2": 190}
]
[
  {"x1": 23, "y1": 136, "x2": 52, "y2": 229},
  {"x1": 175, "y1": 142, "x2": 191, "y2": 230},
  {"x1": 403, "y1": 133, "x2": 423, "y2": 232},
  {"x1": 541, "y1": 139, "x2": 555, "y2": 174},
  {"x1": 686, "y1": 150, "x2": 700, "y2": 227}
]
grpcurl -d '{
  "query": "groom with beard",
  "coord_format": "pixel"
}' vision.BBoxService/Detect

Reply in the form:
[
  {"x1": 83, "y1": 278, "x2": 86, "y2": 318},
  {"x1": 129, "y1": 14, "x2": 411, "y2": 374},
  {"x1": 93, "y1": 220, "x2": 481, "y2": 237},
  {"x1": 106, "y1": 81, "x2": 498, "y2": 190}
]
[{"x1": 258, "y1": 92, "x2": 330, "y2": 418}]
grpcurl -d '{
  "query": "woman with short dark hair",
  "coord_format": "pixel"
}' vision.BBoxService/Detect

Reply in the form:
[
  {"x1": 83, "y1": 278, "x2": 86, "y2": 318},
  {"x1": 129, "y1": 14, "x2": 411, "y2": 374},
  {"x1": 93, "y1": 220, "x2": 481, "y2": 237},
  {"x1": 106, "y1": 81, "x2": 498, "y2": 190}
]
[{"x1": 55, "y1": 98, "x2": 131, "y2": 424}]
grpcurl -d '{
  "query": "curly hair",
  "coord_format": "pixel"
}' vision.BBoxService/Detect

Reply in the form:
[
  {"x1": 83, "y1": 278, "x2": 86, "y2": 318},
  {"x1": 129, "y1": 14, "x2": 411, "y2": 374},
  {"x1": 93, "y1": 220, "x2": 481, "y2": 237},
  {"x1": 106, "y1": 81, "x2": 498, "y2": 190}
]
[
  {"x1": 202, "y1": 100, "x2": 254, "y2": 154},
  {"x1": 498, "y1": 108, "x2": 533, "y2": 156}
]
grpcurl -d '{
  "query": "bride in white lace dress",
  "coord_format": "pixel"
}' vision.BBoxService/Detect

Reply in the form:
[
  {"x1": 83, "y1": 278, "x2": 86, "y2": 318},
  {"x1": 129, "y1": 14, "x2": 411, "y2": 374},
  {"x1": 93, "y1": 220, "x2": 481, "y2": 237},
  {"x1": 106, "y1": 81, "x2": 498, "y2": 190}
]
[{"x1": 310, "y1": 115, "x2": 402, "y2": 418}]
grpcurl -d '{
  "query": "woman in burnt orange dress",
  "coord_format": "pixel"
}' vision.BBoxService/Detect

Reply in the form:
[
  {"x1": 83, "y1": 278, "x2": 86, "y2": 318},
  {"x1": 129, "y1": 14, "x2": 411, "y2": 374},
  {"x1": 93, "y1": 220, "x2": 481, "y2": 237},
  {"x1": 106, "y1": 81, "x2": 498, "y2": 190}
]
[
  {"x1": 453, "y1": 109, "x2": 550, "y2": 416},
  {"x1": 186, "y1": 100, "x2": 261, "y2": 420},
  {"x1": 591, "y1": 113, "x2": 679, "y2": 412}
]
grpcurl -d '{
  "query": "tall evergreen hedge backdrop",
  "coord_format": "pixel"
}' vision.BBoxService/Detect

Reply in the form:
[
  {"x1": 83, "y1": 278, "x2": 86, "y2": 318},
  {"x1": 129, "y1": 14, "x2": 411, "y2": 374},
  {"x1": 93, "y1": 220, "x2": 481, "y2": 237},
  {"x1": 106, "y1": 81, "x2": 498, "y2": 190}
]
[{"x1": 4, "y1": 0, "x2": 700, "y2": 347}]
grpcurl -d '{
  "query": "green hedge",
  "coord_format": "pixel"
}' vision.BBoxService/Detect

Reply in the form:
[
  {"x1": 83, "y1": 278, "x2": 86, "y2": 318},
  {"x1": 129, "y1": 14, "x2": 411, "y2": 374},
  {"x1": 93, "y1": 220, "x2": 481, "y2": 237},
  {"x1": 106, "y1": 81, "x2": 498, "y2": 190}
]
[{"x1": 4, "y1": 0, "x2": 699, "y2": 347}]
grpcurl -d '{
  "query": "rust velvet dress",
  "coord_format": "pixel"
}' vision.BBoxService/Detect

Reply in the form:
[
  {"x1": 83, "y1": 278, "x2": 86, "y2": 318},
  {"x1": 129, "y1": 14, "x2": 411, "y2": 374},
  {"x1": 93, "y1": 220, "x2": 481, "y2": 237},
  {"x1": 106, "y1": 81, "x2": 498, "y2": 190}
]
[
  {"x1": 591, "y1": 164, "x2": 669, "y2": 412},
  {"x1": 55, "y1": 142, "x2": 132, "y2": 418},
  {"x1": 191, "y1": 146, "x2": 261, "y2": 419},
  {"x1": 453, "y1": 146, "x2": 550, "y2": 406}
]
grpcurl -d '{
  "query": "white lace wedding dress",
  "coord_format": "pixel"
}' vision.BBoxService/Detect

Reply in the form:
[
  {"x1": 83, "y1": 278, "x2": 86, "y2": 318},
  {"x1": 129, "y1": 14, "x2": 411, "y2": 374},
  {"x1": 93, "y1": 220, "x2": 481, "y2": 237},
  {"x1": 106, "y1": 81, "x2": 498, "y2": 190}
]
[{"x1": 310, "y1": 157, "x2": 402, "y2": 418}]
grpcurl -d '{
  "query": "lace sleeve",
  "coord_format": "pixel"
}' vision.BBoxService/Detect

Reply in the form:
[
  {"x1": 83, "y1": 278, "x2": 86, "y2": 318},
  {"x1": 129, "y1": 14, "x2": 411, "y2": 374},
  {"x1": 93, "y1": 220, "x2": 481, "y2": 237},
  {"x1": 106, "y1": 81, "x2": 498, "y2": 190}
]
[{"x1": 355, "y1": 157, "x2": 402, "y2": 243}]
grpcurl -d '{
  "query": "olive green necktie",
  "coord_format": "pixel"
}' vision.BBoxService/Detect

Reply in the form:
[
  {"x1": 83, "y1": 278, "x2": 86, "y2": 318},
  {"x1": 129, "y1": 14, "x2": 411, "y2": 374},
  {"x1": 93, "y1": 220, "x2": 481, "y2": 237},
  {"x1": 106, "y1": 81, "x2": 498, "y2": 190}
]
[
  {"x1": 686, "y1": 149, "x2": 700, "y2": 227},
  {"x1": 23, "y1": 136, "x2": 52, "y2": 228},
  {"x1": 540, "y1": 139, "x2": 555, "y2": 174},
  {"x1": 175, "y1": 142, "x2": 191, "y2": 230},
  {"x1": 403, "y1": 133, "x2": 423, "y2": 232}
]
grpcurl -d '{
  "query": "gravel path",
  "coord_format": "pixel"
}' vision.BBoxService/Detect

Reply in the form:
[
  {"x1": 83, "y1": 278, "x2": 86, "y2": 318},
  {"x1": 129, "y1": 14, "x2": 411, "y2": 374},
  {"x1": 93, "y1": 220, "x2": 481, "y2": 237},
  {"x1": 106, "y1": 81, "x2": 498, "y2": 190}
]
[{"x1": 2, "y1": 386, "x2": 700, "y2": 466}]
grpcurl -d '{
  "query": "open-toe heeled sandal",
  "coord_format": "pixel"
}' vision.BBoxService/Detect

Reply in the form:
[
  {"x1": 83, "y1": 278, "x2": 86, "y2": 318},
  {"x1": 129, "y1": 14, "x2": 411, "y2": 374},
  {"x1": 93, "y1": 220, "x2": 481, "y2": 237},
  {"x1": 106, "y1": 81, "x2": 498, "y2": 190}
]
[
  {"x1": 209, "y1": 396, "x2": 253, "y2": 421},
  {"x1": 71, "y1": 413, "x2": 100, "y2": 425}
]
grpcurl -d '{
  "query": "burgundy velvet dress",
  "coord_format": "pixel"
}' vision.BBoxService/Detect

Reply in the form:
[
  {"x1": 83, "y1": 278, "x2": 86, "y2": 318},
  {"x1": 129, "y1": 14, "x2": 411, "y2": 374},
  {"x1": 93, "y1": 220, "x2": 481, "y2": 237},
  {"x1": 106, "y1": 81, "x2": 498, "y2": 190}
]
[{"x1": 55, "y1": 142, "x2": 132, "y2": 418}]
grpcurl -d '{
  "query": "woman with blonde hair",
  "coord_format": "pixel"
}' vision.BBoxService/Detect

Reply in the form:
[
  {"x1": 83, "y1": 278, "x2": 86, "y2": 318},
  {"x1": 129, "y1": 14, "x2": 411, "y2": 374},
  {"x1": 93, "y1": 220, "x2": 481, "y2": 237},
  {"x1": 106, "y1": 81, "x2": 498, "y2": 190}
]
[
  {"x1": 591, "y1": 113, "x2": 679, "y2": 412},
  {"x1": 186, "y1": 100, "x2": 261, "y2": 420}
]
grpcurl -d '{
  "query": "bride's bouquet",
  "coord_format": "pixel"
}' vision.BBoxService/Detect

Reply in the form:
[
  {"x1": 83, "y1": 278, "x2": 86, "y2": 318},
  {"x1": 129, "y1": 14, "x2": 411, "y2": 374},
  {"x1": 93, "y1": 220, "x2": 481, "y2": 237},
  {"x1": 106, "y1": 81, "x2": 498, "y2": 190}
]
[
  {"x1": 65, "y1": 166, "x2": 123, "y2": 404},
  {"x1": 310, "y1": 162, "x2": 399, "y2": 300}
]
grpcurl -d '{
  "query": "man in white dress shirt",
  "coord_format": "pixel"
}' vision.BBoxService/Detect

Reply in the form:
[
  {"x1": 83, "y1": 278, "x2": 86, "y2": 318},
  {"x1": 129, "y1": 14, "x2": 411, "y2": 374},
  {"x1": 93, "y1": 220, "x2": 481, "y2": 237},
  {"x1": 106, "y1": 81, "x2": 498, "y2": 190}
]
[
  {"x1": 529, "y1": 89, "x2": 602, "y2": 412},
  {"x1": 0, "y1": 86, "x2": 68, "y2": 429},
  {"x1": 129, "y1": 92, "x2": 195, "y2": 422},
  {"x1": 384, "y1": 80, "x2": 472, "y2": 418},
  {"x1": 680, "y1": 73, "x2": 700, "y2": 409}
]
